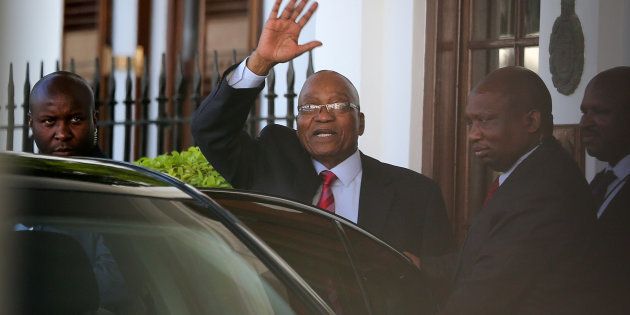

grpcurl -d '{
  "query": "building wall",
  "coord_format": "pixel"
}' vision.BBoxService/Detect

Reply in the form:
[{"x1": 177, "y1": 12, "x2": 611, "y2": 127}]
[
  {"x1": 0, "y1": 0, "x2": 63, "y2": 149},
  {"x1": 2, "y1": 0, "x2": 629, "y2": 176},
  {"x1": 539, "y1": 0, "x2": 630, "y2": 181}
]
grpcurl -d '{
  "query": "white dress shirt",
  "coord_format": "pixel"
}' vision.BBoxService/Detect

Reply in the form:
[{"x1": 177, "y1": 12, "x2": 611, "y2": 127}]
[
  {"x1": 596, "y1": 153, "x2": 630, "y2": 218},
  {"x1": 227, "y1": 59, "x2": 266, "y2": 88},
  {"x1": 311, "y1": 150, "x2": 363, "y2": 223}
]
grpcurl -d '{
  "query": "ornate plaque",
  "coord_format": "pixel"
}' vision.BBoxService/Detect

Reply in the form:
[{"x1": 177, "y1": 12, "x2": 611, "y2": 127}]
[{"x1": 549, "y1": 0, "x2": 584, "y2": 95}]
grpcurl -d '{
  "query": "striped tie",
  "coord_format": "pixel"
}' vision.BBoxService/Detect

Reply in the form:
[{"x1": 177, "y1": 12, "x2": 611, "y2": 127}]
[{"x1": 316, "y1": 170, "x2": 338, "y2": 212}]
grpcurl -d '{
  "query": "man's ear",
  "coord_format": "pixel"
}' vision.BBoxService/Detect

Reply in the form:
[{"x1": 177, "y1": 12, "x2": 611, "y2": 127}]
[
  {"x1": 27, "y1": 112, "x2": 32, "y2": 127},
  {"x1": 357, "y1": 112, "x2": 365, "y2": 136},
  {"x1": 525, "y1": 110, "x2": 541, "y2": 133}
]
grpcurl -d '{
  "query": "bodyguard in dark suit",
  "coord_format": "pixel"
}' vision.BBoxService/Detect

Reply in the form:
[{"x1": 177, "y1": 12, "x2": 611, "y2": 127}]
[
  {"x1": 422, "y1": 67, "x2": 596, "y2": 314},
  {"x1": 580, "y1": 66, "x2": 630, "y2": 314},
  {"x1": 191, "y1": 0, "x2": 453, "y2": 258},
  {"x1": 29, "y1": 71, "x2": 127, "y2": 311}
]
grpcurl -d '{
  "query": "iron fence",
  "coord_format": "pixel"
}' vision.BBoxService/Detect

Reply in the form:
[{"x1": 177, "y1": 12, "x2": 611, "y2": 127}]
[{"x1": 0, "y1": 50, "x2": 314, "y2": 161}]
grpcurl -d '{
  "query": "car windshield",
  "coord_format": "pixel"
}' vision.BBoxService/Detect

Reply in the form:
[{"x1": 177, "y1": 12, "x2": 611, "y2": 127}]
[{"x1": 7, "y1": 181, "x2": 312, "y2": 315}]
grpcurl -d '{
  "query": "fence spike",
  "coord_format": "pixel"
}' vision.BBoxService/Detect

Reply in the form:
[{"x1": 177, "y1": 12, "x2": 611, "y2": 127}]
[
  {"x1": 265, "y1": 67, "x2": 277, "y2": 126},
  {"x1": 156, "y1": 53, "x2": 167, "y2": 154},
  {"x1": 211, "y1": 50, "x2": 220, "y2": 90},
  {"x1": 172, "y1": 54, "x2": 185, "y2": 151},
  {"x1": 307, "y1": 50, "x2": 314, "y2": 77},
  {"x1": 70, "y1": 58, "x2": 76, "y2": 73},
  {"x1": 39, "y1": 61, "x2": 44, "y2": 79},
  {"x1": 6, "y1": 63, "x2": 15, "y2": 151},
  {"x1": 140, "y1": 57, "x2": 150, "y2": 157},
  {"x1": 232, "y1": 49, "x2": 237, "y2": 65},
  {"x1": 93, "y1": 57, "x2": 101, "y2": 110},
  {"x1": 106, "y1": 56, "x2": 116, "y2": 157},
  {"x1": 192, "y1": 53, "x2": 201, "y2": 109},
  {"x1": 285, "y1": 60, "x2": 297, "y2": 128},
  {"x1": 123, "y1": 57, "x2": 134, "y2": 161},
  {"x1": 55, "y1": 60, "x2": 60, "y2": 72},
  {"x1": 22, "y1": 62, "x2": 32, "y2": 152}
]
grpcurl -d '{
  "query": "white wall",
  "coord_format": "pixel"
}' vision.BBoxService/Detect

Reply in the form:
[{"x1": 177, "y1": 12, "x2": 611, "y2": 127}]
[
  {"x1": 539, "y1": 0, "x2": 630, "y2": 181},
  {"x1": 110, "y1": 0, "x2": 139, "y2": 160},
  {"x1": 0, "y1": 0, "x2": 63, "y2": 151},
  {"x1": 147, "y1": 0, "x2": 168, "y2": 158}
]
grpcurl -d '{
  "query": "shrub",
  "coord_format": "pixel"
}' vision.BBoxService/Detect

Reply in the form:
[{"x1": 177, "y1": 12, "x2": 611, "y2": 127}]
[{"x1": 134, "y1": 146, "x2": 232, "y2": 188}]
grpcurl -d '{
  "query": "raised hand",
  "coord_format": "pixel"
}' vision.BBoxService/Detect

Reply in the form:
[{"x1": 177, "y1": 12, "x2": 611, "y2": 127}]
[{"x1": 247, "y1": 0, "x2": 322, "y2": 75}]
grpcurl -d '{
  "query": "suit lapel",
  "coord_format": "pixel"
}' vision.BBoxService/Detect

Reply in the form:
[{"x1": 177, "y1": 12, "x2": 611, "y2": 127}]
[
  {"x1": 599, "y1": 180, "x2": 630, "y2": 221},
  {"x1": 357, "y1": 153, "x2": 395, "y2": 235},
  {"x1": 291, "y1": 148, "x2": 321, "y2": 204}
]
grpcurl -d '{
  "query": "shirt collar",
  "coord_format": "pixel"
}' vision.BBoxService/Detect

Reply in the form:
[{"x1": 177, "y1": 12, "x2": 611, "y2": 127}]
[
  {"x1": 606, "y1": 153, "x2": 630, "y2": 180},
  {"x1": 498, "y1": 144, "x2": 540, "y2": 186},
  {"x1": 312, "y1": 150, "x2": 362, "y2": 186}
]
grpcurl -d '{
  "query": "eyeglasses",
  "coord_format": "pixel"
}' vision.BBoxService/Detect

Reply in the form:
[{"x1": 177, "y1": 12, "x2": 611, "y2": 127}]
[{"x1": 297, "y1": 102, "x2": 360, "y2": 115}]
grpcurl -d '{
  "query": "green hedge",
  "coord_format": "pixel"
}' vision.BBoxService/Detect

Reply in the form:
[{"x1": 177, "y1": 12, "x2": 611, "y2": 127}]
[{"x1": 134, "y1": 146, "x2": 232, "y2": 188}]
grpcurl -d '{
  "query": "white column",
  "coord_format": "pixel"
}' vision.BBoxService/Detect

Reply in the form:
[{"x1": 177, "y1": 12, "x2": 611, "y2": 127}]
[
  {"x1": 0, "y1": 0, "x2": 63, "y2": 151},
  {"x1": 111, "y1": 0, "x2": 139, "y2": 160},
  {"x1": 147, "y1": 0, "x2": 168, "y2": 158}
]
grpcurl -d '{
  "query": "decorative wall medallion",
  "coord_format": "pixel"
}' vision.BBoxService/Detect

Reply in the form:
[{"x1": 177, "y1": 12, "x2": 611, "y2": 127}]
[{"x1": 549, "y1": 0, "x2": 584, "y2": 95}]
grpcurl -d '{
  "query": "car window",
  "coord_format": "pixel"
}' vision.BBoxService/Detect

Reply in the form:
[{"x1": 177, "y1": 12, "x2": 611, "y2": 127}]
[
  {"x1": 9, "y1": 188, "x2": 315, "y2": 315},
  {"x1": 341, "y1": 225, "x2": 438, "y2": 315},
  {"x1": 214, "y1": 197, "x2": 370, "y2": 315}
]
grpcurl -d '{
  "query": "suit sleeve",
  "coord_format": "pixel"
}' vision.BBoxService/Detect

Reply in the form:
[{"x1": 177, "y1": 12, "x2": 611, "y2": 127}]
[
  {"x1": 421, "y1": 182, "x2": 455, "y2": 256},
  {"x1": 191, "y1": 65, "x2": 265, "y2": 189}
]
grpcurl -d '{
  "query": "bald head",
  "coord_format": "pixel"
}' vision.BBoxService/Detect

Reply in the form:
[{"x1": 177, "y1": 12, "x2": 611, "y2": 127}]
[
  {"x1": 580, "y1": 66, "x2": 630, "y2": 164},
  {"x1": 473, "y1": 66, "x2": 553, "y2": 136},
  {"x1": 30, "y1": 71, "x2": 94, "y2": 114},
  {"x1": 299, "y1": 70, "x2": 360, "y2": 107},
  {"x1": 28, "y1": 71, "x2": 97, "y2": 156},
  {"x1": 584, "y1": 66, "x2": 630, "y2": 111}
]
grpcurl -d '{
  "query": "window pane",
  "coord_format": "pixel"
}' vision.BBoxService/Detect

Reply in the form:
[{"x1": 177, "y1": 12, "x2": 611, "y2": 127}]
[
  {"x1": 11, "y1": 191, "x2": 309, "y2": 314},
  {"x1": 470, "y1": 48, "x2": 515, "y2": 87},
  {"x1": 342, "y1": 225, "x2": 437, "y2": 314},
  {"x1": 472, "y1": 0, "x2": 514, "y2": 40},
  {"x1": 214, "y1": 197, "x2": 370, "y2": 314},
  {"x1": 523, "y1": 0, "x2": 541, "y2": 37},
  {"x1": 524, "y1": 46, "x2": 539, "y2": 72}
]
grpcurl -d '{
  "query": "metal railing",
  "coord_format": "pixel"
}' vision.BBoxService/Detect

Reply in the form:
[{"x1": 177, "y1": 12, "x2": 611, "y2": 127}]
[{"x1": 0, "y1": 50, "x2": 314, "y2": 161}]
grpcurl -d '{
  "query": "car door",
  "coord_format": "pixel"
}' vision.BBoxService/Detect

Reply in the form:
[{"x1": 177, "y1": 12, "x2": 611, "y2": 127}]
[{"x1": 204, "y1": 190, "x2": 437, "y2": 315}]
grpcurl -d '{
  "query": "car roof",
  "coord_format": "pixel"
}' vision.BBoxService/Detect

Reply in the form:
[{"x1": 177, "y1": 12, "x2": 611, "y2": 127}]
[{"x1": 2, "y1": 152, "x2": 191, "y2": 198}]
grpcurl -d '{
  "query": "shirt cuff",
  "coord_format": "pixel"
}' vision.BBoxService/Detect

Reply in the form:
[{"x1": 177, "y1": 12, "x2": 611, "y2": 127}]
[{"x1": 228, "y1": 57, "x2": 267, "y2": 89}]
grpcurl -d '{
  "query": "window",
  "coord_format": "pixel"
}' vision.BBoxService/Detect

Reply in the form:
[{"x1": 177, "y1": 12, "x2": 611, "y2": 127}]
[{"x1": 208, "y1": 191, "x2": 437, "y2": 314}]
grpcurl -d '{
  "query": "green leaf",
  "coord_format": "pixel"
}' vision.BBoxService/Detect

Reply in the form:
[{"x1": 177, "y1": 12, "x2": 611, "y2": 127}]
[{"x1": 133, "y1": 146, "x2": 232, "y2": 188}]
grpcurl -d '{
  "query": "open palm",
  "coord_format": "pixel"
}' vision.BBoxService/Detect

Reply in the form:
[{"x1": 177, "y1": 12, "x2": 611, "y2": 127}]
[{"x1": 250, "y1": 0, "x2": 321, "y2": 74}]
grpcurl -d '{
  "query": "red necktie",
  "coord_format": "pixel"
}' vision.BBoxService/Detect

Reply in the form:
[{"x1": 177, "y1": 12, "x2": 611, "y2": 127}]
[
  {"x1": 483, "y1": 177, "x2": 500, "y2": 207},
  {"x1": 316, "y1": 170, "x2": 337, "y2": 212}
]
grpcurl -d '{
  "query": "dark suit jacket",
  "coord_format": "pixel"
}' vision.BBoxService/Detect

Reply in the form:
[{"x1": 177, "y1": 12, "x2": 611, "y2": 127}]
[
  {"x1": 191, "y1": 66, "x2": 454, "y2": 257},
  {"x1": 593, "y1": 177, "x2": 630, "y2": 314},
  {"x1": 428, "y1": 138, "x2": 596, "y2": 315}
]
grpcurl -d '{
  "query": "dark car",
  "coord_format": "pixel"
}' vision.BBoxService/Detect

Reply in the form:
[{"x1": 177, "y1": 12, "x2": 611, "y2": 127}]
[{"x1": 1, "y1": 153, "x2": 435, "y2": 314}]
